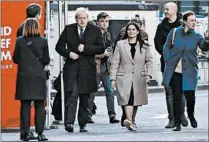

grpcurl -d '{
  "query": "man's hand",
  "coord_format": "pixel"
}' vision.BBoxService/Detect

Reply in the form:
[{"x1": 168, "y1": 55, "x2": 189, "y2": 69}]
[
  {"x1": 69, "y1": 52, "x2": 79, "y2": 60},
  {"x1": 104, "y1": 49, "x2": 112, "y2": 57},
  {"x1": 96, "y1": 54, "x2": 105, "y2": 59},
  {"x1": 78, "y1": 44, "x2": 84, "y2": 52},
  {"x1": 146, "y1": 76, "x2": 151, "y2": 85},
  {"x1": 111, "y1": 80, "x2": 116, "y2": 88},
  {"x1": 96, "y1": 49, "x2": 112, "y2": 59}
]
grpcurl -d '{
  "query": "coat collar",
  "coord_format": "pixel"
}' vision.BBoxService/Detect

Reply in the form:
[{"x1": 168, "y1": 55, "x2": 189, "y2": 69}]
[
  {"x1": 123, "y1": 39, "x2": 140, "y2": 63},
  {"x1": 73, "y1": 23, "x2": 92, "y2": 42},
  {"x1": 179, "y1": 25, "x2": 195, "y2": 34},
  {"x1": 161, "y1": 13, "x2": 183, "y2": 31}
]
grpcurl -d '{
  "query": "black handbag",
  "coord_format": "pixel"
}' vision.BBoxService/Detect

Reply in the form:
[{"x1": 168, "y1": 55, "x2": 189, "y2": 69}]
[{"x1": 25, "y1": 38, "x2": 50, "y2": 80}]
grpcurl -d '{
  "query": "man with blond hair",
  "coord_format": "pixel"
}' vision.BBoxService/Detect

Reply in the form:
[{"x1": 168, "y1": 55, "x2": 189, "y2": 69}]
[{"x1": 56, "y1": 7, "x2": 105, "y2": 133}]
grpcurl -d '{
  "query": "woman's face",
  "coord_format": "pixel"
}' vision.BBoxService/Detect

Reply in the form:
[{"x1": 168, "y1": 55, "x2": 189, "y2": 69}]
[
  {"x1": 185, "y1": 15, "x2": 196, "y2": 30},
  {"x1": 127, "y1": 25, "x2": 139, "y2": 38}
]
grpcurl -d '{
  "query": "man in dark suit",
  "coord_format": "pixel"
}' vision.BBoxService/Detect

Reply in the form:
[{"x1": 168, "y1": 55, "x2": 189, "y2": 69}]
[
  {"x1": 16, "y1": 3, "x2": 42, "y2": 140},
  {"x1": 55, "y1": 7, "x2": 105, "y2": 133}
]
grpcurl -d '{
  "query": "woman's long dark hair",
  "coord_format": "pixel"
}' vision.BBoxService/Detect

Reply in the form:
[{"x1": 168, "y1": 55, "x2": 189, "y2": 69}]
[{"x1": 122, "y1": 22, "x2": 149, "y2": 53}]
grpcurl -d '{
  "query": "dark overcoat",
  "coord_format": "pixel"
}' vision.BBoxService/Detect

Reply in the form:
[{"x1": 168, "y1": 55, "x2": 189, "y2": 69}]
[
  {"x1": 13, "y1": 36, "x2": 50, "y2": 100},
  {"x1": 55, "y1": 23, "x2": 105, "y2": 94}
]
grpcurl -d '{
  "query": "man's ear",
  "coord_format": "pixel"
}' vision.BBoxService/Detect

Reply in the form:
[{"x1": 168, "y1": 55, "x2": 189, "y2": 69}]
[{"x1": 36, "y1": 13, "x2": 41, "y2": 20}]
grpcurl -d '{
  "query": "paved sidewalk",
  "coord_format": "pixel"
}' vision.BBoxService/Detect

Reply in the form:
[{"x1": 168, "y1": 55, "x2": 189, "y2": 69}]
[{"x1": 1, "y1": 90, "x2": 208, "y2": 141}]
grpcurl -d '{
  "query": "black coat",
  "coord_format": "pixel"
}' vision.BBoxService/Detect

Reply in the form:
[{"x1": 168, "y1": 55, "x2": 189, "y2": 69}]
[
  {"x1": 13, "y1": 36, "x2": 50, "y2": 100},
  {"x1": 154, "y1": 13, "x2": 182, "y2": 72},
  {"x1": 55, "y1": 23, "x2": 105, "y2": 94}
]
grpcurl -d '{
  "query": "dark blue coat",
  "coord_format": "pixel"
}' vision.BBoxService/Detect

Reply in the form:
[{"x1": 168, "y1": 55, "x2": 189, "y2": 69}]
[{"x1": 162, "y1": 26, "x2": 209, "y2": 90}]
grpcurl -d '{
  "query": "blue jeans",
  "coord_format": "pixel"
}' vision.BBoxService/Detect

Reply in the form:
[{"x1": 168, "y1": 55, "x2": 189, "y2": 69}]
[{"x1": 89, "y1": 63, "x2": 116, "y2": 118}]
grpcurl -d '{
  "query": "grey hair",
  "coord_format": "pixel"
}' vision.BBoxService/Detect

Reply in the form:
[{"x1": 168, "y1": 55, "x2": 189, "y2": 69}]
[{"x1": 75, "y1": 7, "x2": 89, "y2": 19}]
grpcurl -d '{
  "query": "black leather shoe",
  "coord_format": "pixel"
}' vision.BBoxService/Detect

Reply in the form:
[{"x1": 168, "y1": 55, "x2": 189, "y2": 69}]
[
  {"x1": 21, "y1": 132, "x2": 37, "y2": 141},
  {"x1": 165, "y1": 119, "x2": 175, "y2": 128},
  {"x1": 181, "y1": 114, "x2": 188, "y2": 127},
  {"x1": 22, "y1": 134, "x2": 30, "y2": 141},
  {"x1": 29, "y1": 132, "x2": 37, "y2": 140},
  {"x1": 65, "y1": 124, "x2": 74, "y2": 132},
  {"x1": 173, "y1": 123, "x2": 181, "y2": 131},
  {"x1": 87, "y1": 117, "x2": 94, "y2": 123},
  {"x1": 92, "y1": 103, "x2": 97, "y2": 115},
  {"x1": 189, "y1": 117, "x2": 198, "y2": 128},
  {"x1": 37, "y1": 134, "x2": 48, "y2": 141},
  {"x1": 20, "y1": 132, "x2": 24, "y2": 140},
  {"x1": 110, "y1": 116, "x2": 120, "y2": 123},
  {"x1": 80, "y1": 126, "x2": 88, "y2": 132}
]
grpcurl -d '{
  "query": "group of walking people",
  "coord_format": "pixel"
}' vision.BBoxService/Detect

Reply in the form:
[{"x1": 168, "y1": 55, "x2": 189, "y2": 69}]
[{"x1": 12, "y1": 2, "x2": 209, "y2": 141}]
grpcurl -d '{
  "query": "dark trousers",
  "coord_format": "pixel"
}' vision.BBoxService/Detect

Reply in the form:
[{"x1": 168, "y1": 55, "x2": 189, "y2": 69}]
[
  {"x1": 20, "y1": 100, "x2": 45, "y2": 134},
  {"x1": 170, "y1": 72, "x2": 196, "y2": 124},
  {"x1": 164, "y1": 73, "x2": 186, "y2": 121},
  {"x1": 64, "y1": 80, "x2": 91, "y2": 127},
  {"x1": 89, "y1": 68, "x2": 116, "y2": 118}
]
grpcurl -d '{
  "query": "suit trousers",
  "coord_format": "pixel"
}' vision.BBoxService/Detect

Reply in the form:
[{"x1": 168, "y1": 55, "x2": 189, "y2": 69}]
[
  {"x1": 20, "y1": 100, "x2": 45, "y2": 134},
  {"x1": 64, "y1": 79, "x2": 91, "y2": 127},
  {"x1": 170, "y1": 72, "x2": 196, "y2": 124}
]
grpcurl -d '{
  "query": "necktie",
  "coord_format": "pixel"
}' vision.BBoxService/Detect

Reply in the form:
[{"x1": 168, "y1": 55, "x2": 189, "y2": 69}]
[{"x1": 79, "y1": 28, "x2": 84, "y2": 39}]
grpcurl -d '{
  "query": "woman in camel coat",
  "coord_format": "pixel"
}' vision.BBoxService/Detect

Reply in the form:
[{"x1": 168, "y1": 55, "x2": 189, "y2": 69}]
[{"x1": 110, "y1": 22, "x2": 153, "y2": 131}]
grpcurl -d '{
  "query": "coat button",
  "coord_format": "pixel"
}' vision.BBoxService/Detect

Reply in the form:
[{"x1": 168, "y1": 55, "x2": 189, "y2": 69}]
[
  {"x1": 183, "y1": 59, "x2": 185, "y2": 62},
  {"x1": 132, "y1": 72, "x2": 134, "y2": 74},
  {"x1": 184, "y1": 68, "x2": 186, "y2": 70}
]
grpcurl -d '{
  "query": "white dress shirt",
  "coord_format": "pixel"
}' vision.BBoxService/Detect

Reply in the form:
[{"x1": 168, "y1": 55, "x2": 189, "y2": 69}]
[{"x1": 77, "y1": 26, "x2": 86, "y2": 35}]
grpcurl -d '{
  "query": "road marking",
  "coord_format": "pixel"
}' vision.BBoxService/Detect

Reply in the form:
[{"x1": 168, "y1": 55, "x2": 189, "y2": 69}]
[{"x1": 152, "y1": 114, "x2": 167, "y2": 119}]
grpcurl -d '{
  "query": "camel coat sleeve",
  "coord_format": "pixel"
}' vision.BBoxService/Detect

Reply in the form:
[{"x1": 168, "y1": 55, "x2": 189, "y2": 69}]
[
  {"x1": 144, "y1": 45, "x2": 153, "y2": 82},
  {"x1": 110, "y1": 42, "x2": 120, "y2": 81}
]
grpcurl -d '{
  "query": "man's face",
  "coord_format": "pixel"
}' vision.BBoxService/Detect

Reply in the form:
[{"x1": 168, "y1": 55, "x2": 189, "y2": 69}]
[
  {"x1": 185, "y1": 15, "x2": 196, "y2": 30},
  {"x1": 164, "y1": 5, "x2": 175, "y2": 19},
  {"x1": 97, "y1": 17, "x2": 109, "y2": 30},
  {"x1": 76, "y1": 12, "x2": 88, "y2": 28}
]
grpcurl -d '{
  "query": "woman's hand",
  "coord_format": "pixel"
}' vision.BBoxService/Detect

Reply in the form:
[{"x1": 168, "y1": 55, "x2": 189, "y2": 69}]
[{"x1": 111, "y1": 80, "x2": 116, "y2": 88}]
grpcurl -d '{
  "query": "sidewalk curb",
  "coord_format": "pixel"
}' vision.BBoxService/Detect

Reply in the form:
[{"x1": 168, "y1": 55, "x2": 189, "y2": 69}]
[{"x1": 96, "y1": 84, "x2": 208, "y2": 96}]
